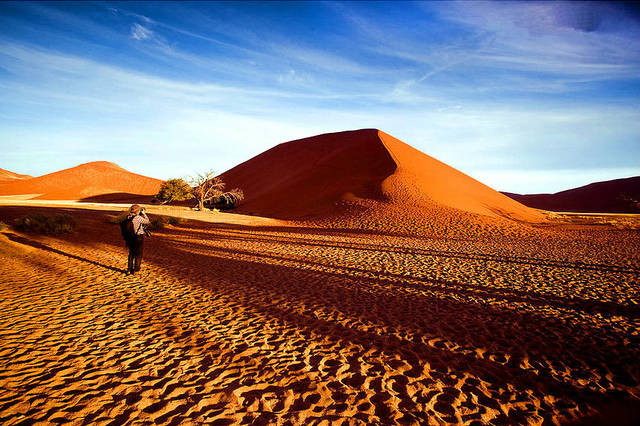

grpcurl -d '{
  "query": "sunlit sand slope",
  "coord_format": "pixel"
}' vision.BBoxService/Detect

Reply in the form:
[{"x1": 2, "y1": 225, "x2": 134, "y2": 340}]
[
  {"x1": 0, "y1": 161, "x2": 162, "y2": 200},
  {"x1": 0, "y1": 168, "x2": 32, "y2": 183}
]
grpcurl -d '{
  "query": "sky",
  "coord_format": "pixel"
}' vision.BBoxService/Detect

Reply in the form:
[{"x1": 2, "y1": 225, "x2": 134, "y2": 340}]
[{"x1": 1, "y1": 1, "x2": 639, "y2": 194}]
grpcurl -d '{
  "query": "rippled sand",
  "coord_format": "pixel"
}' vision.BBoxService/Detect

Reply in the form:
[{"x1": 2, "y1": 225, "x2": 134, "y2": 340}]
[{"x1": 1, "y1": 206, "x2": 639, "y2": 425}]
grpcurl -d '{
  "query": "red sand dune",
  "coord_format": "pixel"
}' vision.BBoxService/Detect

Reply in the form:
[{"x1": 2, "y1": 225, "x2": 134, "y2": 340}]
[
  {"x1": 503, "y1": 176, "x2": 640, "y2": 214},
  {"x1": 221, "y1": 129, "x2": 545, "y2": 223},
  {"x1": 0, "y1": 168, "x2": 32, "y2": 183},
  {"x1": 0, "y1": 161, "x2": 162, "y2": 201}
]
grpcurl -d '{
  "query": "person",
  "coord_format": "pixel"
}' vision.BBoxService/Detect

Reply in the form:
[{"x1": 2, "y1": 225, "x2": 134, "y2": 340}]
[{"x1": 125, "y1": 204, "x2": 150, "y2": 275}]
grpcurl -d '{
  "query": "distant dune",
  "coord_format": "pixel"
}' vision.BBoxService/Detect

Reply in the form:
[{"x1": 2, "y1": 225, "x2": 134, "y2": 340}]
[
  {"x1": 0, "y1": 168, "x2": 33, "y2": 183},
  {"x1": 503, "y1": 176, "x2": 640, "y2": 213},
  {"x1": 220, "y1": 129, "x2": 545, "y2": 224},
  {"x1": 0, "y1": 161, "x2": 162, "y2": 201}
]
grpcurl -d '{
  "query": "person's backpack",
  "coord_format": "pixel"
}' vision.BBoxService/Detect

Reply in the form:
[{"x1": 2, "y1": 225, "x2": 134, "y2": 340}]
[{"x1": 120, "y1": 215, "x2": 136, "y2": 242}]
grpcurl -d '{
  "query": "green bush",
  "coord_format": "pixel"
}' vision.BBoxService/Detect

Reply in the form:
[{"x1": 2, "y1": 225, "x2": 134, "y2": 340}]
[
  {"x1": 156, "y1": 178, "x2": 193, "y2": 204},
  {"x1": 15, "y1": 213, "x2": 77, "y2": 234},
  {"x1": 0, "y1": 221, "x2": 8, "y2": 232}
]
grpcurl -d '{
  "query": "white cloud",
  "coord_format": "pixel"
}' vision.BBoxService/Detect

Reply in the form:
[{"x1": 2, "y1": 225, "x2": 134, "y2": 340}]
[{"x1": 130, "y1": 23, "x2": 153, "y2": 41}]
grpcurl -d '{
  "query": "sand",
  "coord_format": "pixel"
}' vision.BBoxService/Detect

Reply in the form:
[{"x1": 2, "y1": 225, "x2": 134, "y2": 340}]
[
  {"x1": 503, "y1": 176, "x2": 640, "y2": 214},
  {"x1": 0, "y1": 130, "x2": 638, "y2": 424},
  {"x1": 0, "y1": 162, "x2": 161, "y2": 201},
  {"x1": 0, "y1": 168, "x2": 32, "y2": 183},
  {"x1": 221, "y1": 129, "x2": 545, "y2": 224},
  {"x1": 1, "y1": 204, "x2": 639, "y2": 425}
]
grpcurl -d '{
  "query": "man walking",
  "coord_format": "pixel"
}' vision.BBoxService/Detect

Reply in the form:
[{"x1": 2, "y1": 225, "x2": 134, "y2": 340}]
[{"x1": 123, "y1": 204, "x2": 150, "y2": 275}]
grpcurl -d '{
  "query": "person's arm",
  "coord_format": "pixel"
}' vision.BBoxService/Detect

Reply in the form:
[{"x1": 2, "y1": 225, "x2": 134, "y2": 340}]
[{"x1": 139, "y1": 211, "x2": 151, "y2": 225}]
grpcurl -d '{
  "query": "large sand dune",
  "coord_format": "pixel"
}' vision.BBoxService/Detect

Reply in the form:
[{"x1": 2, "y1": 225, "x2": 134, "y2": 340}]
[
  {"x1": 221, "y1": 129, "x2": 545, "y2": 224},
  {"x1": 0, "y1": 161, "x2": 162, "y2": 201},
  {"x1": 0, "y1": 168, "x2": 32, "y2": 183},
  {"x1": 504, "y1": 176, "x2": 640, "y2": 214}
]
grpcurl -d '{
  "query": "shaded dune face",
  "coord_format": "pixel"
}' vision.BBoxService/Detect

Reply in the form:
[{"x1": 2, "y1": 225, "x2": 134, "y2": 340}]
[
  {"x1": 503, "y1": 176, "x2": 640, "y2": 214},
  {"x1": 0, "y1": 161, "x2": 162, "y2": 200},
  {"x1": 222, "y1": 129, "x2": 544, "y2": 223},
  {"x1": 220, "y1": 129, "x2": 397, "y2": 218}
]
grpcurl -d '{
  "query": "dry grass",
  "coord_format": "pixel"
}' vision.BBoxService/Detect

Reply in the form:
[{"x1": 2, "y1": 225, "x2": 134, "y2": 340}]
[{"x1": 13, "y1": 213, "x2": 77, "y2": 234}]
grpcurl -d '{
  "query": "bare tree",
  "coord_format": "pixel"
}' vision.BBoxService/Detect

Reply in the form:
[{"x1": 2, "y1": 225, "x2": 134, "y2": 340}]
[{"x1": 185, "y1": 170, "x2": 225, "y2": 211}]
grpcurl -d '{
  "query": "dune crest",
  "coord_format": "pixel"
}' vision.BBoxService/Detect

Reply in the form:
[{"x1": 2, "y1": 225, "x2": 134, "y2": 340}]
[
  {"x1": 221, "y1": 129, "x2": 545, "y2": 223},
  {"x1": 503, "y1": 176, "x2": 640, "y2": 214},
  {"x1": 0, "y1": 168, "x2": 33, "y2": 183},
  {"x1": 0, "y1": 161, "x2": 162, "y2": 201}
]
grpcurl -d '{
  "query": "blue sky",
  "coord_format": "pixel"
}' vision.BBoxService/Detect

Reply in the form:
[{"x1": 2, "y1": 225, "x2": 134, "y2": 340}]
[{"x1": 1, "y1": 1, "x2": 639, "y2": 193}]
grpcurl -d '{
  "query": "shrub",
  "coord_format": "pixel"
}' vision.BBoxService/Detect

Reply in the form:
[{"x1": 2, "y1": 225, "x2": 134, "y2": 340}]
[
  {"x1": 150, "y1": 215, "x2": 168, "y2": 229},
  {"x1": 167, "y1": 216, "x2": 185, "y2": 226},
  {"x1": 151, "y1": 215, "x2": 184, "y2": 228},
  {"x1": 0, "y1": 221, "x2": 8, "y2": 232},
  {"x1": 15, "y1": 213, "x2": 77, "y2": 234},
  {"x1": 107, "y1": 211, "x2": 129, "y2": 224}
]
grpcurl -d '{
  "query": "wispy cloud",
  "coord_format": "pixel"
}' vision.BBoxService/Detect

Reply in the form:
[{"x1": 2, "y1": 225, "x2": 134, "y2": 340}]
[
  {"x1": 331, "y1": 1, "x2": 640, "y2": 98},
  {"x1": 1, "y1": 1, "x2": 639, "y2": 192},
  {"x1": 130, "y1": 23, "x2": 153, "y2": 41},
  {"x1": 431, "y1": 1, "x2": 640, "y2": 76}
]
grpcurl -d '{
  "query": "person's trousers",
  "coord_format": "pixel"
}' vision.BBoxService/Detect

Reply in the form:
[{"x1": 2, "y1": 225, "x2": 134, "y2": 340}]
[{"x1": 127, "y1": 236, "x2": 144, "y2": 272}]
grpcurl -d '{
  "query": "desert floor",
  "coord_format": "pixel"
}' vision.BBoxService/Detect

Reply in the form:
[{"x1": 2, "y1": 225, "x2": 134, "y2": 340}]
[{"x1": 0, "y1": 205, "x2": 639, "y2": 425}]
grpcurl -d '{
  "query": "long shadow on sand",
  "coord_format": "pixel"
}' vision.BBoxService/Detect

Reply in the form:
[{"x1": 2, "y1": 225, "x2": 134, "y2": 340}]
[
  {"x1": 167, "y1": 223, "x2": 640, "y2": 275},
  {"x1": 3, "y1": 206, "x2": 638, "y2": 423},
  {"x1": 3, "y1": 232, "x2": 123, "y2": 273},
  {"x1": 160, "y1": 236, "x2": 640, "y2": 319},
  {"x1": 127, "y1": 234, "x2": 639, "y2": 414},
  {"x1": 4, "y1": 215, "x2": 638, "y2": 423}
]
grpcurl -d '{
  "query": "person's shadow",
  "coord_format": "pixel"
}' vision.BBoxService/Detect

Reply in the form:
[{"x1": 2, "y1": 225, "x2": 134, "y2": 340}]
[{"x1": 3, "y1": 232, "x2": 124, "y2": 273}]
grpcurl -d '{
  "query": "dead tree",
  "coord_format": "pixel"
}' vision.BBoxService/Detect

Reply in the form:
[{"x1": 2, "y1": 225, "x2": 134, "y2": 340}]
[{"x1": 185, "y1": 170, "x2": 225, "y2": 211}]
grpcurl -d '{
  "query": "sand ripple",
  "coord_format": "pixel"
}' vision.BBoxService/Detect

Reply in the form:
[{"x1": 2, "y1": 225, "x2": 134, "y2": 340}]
[{"x1": 1, "y1": 207, "x2": 639, "y2": 424}]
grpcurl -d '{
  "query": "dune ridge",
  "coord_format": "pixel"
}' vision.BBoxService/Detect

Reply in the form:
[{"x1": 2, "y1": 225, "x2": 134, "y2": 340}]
[
  {"x1": 503, "y1": 176, "x2": 640, "y2": 214},
  {"x1": 221, "y1": 129, "x2": 545, "y2": 227},
  {"x1": 0, "y1": 161, "x2": 162, "y2": 201},
  {"x1": 0, "y1": 168, "x2": 32, "y2": 183}
]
